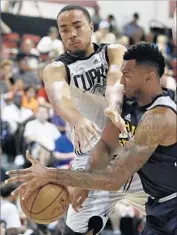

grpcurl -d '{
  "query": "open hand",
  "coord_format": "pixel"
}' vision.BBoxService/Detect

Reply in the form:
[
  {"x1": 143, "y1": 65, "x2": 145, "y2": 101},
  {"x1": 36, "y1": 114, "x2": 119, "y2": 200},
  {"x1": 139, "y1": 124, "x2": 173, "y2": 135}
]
[
  {"x1": 5, "y1": 151, "x2": 55, "y2": 199},
  {"x1": 74, "y1": 117, "x2": 101, "y2": 151},
  {"x1": 68, "y1": 186, "x2": 89, "y2": 212},
  {"x1": 104, "y1": 106, "x2": 127, "y2": 134}
]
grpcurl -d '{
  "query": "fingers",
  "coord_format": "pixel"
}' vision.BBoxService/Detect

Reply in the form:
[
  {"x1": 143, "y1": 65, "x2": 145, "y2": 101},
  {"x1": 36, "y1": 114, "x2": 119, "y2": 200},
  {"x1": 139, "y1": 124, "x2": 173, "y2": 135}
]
[
  {"x1": 11, "y1": 183, "x2": 28, "y2": 197},
  {"x1": 5, "y1": 175, "x2": 33, "y2": 185},
  {"x1": 104, "y1": 109, "x2": 127, "y2": 135},
  {"x1": 119, "y1": 118, "x2": 127, "y2": 135},
  {"x1": 87, "y1": 124, "x2": 100, "y2": 140},
  {"x1": 82, "y1": 128, "x2": 92, "y2": 149},
  {"x1": 72, "y1": 196, "x2": 86, "y2": 212},
  {"x1": 6, "y1": 168, "x2": 31, "y2": 176},
  {"x1": 21, "y1": 185, "x2": 36, "y2": 200}
]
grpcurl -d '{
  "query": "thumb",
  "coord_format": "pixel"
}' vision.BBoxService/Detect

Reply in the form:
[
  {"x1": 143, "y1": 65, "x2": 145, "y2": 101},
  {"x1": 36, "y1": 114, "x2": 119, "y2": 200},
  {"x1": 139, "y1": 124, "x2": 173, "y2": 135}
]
[
  {"x1": 119, "y1": 118, "x2": 127, "y2": 135},
  {"x1": 26, "y1": 150, "x2": 38, "y2": 164}
]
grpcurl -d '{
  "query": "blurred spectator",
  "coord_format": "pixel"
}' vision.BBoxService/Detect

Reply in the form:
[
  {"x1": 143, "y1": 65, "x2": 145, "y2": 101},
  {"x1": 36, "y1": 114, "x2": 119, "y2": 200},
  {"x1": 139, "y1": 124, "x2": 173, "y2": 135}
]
[
  {"x1": 160, "y1": 67, "x2": 176, "y2": 100},
  {"x1": 117, "y1": 35, "x2": 130, "y2": 48},
  {"x1": 92, "y1": 5, "x2": 102, "y2": 31},
  {"x1": 22, "y1": 86, "x2": 38, "y2": 113},
  {"x1": 17, "y1": 39, "x2": 40, "y2": 70},
  {"x1": 14, "y1": 56, "x2": 40, "y2": 87},
  {"x1": 13, "y1": 79, "x2": 25, "y2": 96},
  {"x1": 92, "y1": 20, "x2": 116, "y2": 44},
  {"x1": 36, "y1": 63, "x2": 50, "y2": 106},
  {"x1": 156, "y1": 34, "x2": 172, "y2": 57},
  {"x1": 37, "y1": 26, "x2": 64, "y2": 54},
  {"x1": 156, "y1": 35, "x2": 173, "y2": 70},
  {"x1": 2, "y1": 94, "x2": 33, "y2": 135},
  {"x1": 124, "y1": 13, "x2": 144, "y2": 44},
  {"x1": 51, "y1": 115, "x2": 75, "y2": 169},
  {"x1": 0, "y1": 220, "x2": 6, "y2": 235},
  {"x1": 107, "y1": 14, "x2": 118, "y2": 35},
  {"x1": 0, "y1": 60, "x2": 15, "y2": 94},
  {"x1": 0, "y1": 182, "x2": 21, "y2": 235},
  {"x1": 145, "y1": 32, "x2": 154, "y2": 43},
  {"x1": 23, "y1": 105, "x2": 60, "y2": 165},
  {"x1": 1, "y1": 21, "x2": 12, "y2": 34}
]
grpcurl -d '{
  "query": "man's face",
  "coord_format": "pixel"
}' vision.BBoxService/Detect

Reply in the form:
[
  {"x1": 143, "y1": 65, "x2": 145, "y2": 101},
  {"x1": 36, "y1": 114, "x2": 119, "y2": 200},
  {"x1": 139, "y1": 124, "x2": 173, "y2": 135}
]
[
  {"x1": 26, "y1": 87, "x2": 36, "y2": 99},
  {"x1": 2, "y1": 64, "x2": 12, "y2": 76},
  {"x1": 36, "y1": 107, "x2": 49, "y2": 122},
  {"x1": 121, "y1": 60, "x2": 147, "y2": 100},
  {"x1": 57, "y1": 10, "x2": 93, "y2": 55}
]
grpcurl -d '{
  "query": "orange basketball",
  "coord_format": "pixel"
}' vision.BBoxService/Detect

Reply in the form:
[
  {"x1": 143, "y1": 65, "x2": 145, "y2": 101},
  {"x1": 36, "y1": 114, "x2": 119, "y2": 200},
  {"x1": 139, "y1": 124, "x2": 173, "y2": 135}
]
[{"x1": 20, "y1": 183, "x2": 70, "y2": 224}]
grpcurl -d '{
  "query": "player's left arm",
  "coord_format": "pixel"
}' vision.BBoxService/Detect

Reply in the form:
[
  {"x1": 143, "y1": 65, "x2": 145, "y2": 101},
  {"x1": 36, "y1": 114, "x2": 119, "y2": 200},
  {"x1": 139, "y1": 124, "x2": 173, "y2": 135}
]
[
  {"x1": 105, "y1": 44, "x2": 127, "y2": 132},
  {"x1": 6, "y1": 108, "x2": 176, "y2": 193}
]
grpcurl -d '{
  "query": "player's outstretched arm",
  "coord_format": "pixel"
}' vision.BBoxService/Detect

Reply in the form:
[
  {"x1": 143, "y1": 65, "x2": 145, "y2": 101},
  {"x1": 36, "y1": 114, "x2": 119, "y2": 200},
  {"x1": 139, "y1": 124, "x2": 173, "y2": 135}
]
[
  {"x1": 5, "y1": 108, "x2": 176, "y2": 194},
  {"x1": 43, "y1": 62, "x2": 100, "y2": 150},
  {"x1": 43, "y1": 62, "x2": 83, "y2": 126},
  {"x1": 105, "y1": 44, "x2": 127, "y2": 133}
]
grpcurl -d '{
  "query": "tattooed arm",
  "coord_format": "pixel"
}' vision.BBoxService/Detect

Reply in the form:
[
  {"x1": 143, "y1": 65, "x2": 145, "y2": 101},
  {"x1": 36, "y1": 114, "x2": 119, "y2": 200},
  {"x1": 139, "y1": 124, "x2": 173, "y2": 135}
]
[{"x1": 6, "y1": 107, "x2": 176, "y2": 194}]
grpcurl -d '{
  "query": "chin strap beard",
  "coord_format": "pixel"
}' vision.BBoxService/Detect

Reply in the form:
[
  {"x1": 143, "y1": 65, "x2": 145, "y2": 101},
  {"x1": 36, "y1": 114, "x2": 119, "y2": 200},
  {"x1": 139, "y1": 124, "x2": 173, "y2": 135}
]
[{"x1": 67, "y1": 50, "x2": 87, "y2": 58}]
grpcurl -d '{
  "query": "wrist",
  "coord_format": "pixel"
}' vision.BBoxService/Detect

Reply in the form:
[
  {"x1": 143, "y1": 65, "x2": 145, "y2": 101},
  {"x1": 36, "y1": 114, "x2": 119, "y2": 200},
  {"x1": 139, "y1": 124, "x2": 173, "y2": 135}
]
[
  {"x1": 72, "y1": 114, "x2": 85, "y2": 127},
  {"x1": 48, "y1": 168, "x2": 60, "y2": 184}
]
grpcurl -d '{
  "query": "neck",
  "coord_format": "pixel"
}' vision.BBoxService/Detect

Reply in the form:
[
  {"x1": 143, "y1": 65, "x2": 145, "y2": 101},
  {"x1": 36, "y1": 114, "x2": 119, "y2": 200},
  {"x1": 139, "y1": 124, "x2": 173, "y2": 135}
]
[
  {"x1": 85, "y1": 43, "x2": 94, "y2": 56},
  {"x1": 137, "y1": 86, "x2": 163, "y2": 107},
  {"x1": 38, "y1": 120, "x2": 46, "y2": 124}
]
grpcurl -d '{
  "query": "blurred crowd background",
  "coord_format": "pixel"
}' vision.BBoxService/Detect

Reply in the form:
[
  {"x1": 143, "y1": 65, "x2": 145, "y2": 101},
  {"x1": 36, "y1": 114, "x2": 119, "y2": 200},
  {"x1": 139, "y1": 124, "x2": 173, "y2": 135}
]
[{"x1": 0, "y1": 1, "x2": 176, "y2": 235}]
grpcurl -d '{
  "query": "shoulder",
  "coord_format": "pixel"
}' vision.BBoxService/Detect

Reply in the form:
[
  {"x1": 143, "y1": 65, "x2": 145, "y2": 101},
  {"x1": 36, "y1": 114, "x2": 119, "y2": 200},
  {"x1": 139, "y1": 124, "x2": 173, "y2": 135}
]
[
  {"x1": 47, "y1": 122, "x2": 60, "y2": 131},
  {"x1": 2, "y1": 200, "x2": 17, "y2": 212},
  {"x1": 107, "y1": 43, "x2": 127, "y2": 54},
  {"x1": 38, "y1": 36, "x2": 50, "y2": 42},
  {"x1": 107, "y1": 44, "x2": 127, "y2": 63},
  {"x1": 137, "y1": 107, "x2": 176, "y2": 143},
  {"x1": 140, "y1": 107, "x2": 175, "y2": 128},
  {"x1": 43, "y1": 60, "x2": 66, "y2": 81}
]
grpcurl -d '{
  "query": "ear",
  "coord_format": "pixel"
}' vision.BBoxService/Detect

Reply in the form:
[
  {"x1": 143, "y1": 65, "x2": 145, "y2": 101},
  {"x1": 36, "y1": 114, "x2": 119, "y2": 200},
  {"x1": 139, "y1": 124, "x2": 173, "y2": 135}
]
[
  {"x1": 145, "y1": 71, "x2": 156, "y2": 82},
  {"x1": 90, "y1": 22, "x2": 94, "y2": 33}
]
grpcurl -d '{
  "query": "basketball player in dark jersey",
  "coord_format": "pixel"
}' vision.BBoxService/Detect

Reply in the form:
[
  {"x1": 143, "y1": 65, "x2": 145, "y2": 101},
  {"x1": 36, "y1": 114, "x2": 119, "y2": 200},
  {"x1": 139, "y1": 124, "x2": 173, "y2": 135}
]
[{"x1": 6, "y1": 42, "x2": 177, "y2": 235}]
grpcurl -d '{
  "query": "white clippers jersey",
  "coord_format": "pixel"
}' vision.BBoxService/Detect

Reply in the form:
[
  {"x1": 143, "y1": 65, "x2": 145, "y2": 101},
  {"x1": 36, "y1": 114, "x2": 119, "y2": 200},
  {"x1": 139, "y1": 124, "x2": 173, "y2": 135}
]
[{"x1": 55, "y1": 44, "x2": 109, "y2": 154}]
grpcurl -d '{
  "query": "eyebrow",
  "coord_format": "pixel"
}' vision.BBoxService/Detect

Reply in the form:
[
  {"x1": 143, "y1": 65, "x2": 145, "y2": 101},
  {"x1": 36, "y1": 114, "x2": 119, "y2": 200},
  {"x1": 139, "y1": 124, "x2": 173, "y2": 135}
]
[{"x1": 59, "y1": 21, "x2": 82, "y2": 28}]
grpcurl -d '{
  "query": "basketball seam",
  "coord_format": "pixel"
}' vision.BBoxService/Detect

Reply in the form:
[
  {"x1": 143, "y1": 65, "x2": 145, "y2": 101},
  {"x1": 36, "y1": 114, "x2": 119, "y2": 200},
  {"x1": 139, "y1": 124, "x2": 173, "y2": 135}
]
[
  {"x1": 23, "y1": 191, "x2": 69, "y2": 221},
  {"x1": 23, "y1": 184, "x2": 67, "y2": 214}
]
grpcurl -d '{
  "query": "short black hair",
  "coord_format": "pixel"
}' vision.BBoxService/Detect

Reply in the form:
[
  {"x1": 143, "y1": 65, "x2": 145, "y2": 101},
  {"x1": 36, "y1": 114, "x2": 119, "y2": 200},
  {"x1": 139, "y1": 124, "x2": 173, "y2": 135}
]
[
  {"x1": 0, "y1": 183, "x2": 17, "y2": 198},
  {"x1": 57, "y1": 5, "x2": 91, "y2": 23},
  {"x1": 123, "y1": 42, "x2": 165, "y2": 78},
  {"x1": 133, "y1": 13, "x2": 139, "y2": 19}
]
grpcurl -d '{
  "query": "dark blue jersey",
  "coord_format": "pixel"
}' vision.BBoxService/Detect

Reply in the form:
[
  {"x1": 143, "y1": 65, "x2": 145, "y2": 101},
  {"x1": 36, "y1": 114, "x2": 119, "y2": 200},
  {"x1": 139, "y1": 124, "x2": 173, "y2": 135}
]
[{"x1": 120, "y1": 90, "x2": 177, "y2": 199}]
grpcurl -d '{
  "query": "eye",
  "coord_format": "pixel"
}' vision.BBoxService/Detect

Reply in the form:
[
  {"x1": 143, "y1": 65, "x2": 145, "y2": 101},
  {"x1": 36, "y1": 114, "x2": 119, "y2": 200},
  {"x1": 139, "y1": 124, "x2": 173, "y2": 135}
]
[
  {"x1": 60, "y1": 29, "x2": 68, "y2": 33},
  {"x1": 75, "y1": 25, "x2": 81, "y2": 29}
]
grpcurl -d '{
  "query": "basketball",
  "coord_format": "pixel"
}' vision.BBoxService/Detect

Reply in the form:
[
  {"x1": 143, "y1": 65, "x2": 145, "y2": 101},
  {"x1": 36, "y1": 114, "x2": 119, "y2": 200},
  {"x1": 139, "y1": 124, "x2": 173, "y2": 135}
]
[{"x1": 20, "y1": 183, "x2": 70, "y2": 224}]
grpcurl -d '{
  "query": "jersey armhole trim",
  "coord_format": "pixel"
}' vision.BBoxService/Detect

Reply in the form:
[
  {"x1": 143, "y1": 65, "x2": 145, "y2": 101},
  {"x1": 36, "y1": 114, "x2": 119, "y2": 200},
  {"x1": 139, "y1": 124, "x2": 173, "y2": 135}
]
[
  {"x1": 148, "y1": 105, "x2": 177, "y2": 115},
  {"x1": 65, "y1": 64, "x2": 71, "y2": 84},
  {"x1": 105, "y1": 44, "x2": 110, "y2": 65}
]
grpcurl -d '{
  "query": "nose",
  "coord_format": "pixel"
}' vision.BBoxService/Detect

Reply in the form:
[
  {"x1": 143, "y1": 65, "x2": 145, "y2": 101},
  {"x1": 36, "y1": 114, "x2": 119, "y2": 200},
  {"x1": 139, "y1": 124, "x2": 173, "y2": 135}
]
[
  {"x1": 120, "y1": 75, "x2": 125, "y2": 85},
  {"x1": 69, "y1": 28, "x2": 77, "y2": 40}
]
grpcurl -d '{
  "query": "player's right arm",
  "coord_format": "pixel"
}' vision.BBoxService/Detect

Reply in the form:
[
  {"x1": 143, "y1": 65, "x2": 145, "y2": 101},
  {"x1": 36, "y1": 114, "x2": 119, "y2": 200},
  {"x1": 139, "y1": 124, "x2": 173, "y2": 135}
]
[
  {"x1": 43, "y1": 62, "x2": 100, "y2": 150},
  {"x1": 70, "y1": 120, "x2": 120, "y2": 210}
]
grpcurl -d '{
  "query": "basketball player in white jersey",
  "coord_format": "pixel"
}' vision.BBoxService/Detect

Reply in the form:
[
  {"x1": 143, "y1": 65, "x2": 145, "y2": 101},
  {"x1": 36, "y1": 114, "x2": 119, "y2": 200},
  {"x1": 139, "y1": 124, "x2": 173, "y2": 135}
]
[{"x1": 40, "y1": 5, "x2": 147, "y2": 235}]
